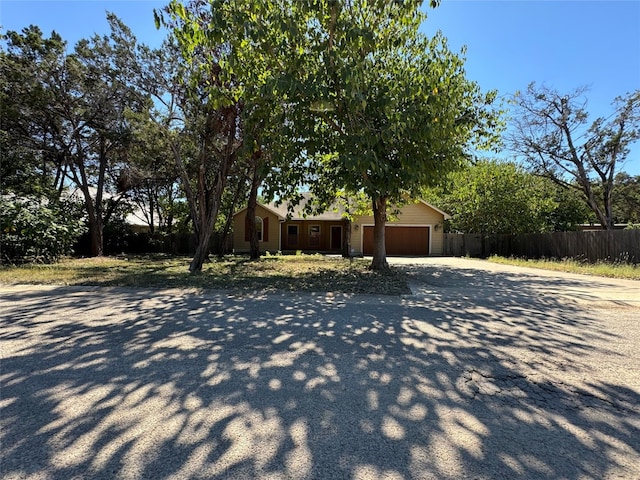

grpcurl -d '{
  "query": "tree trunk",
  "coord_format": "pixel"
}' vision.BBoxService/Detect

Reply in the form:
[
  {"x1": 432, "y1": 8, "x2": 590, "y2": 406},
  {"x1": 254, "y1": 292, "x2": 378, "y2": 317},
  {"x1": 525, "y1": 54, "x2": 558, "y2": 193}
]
[
  {"x1": 187, "y1": 106, "x2": 238, "y2": 273},
  {"x1": 148, "y1": 192, "x2": 156, "y2": 235},
  {"x1": 218, "y1": 178, "x2": 245, "y2": 258},
  {"x1": 189, "y1": 177, "x2": 225, "y2": 273},
  {"x1": 72, "y1": 142, "x2": 106, "y2": 257},
  {"x1": 190, "y1": 228, "x2": 214, "y2": 272},
  {"x1": 342, "y1": 218, "x2": 351, "y2": 258},
  {"x1": 80, "y1": 185, "x2": 104, "y2": 257},
  {"x1": 584, "y1": 188, "x2": 611, "y2": 230},
  {"x1": 246, "y1": 207, "x2": 259, "y2": 260},
  {"x1": 370, "y1": 196, "x2": 389, "y2": 270},
  {"x1": 603, "y1": 183, "x2": 615, "y2": 229},
  {"x1": 189, "y1": 173, "x2": 228, "y2": 273},
  {"x1": 246, "y1": 156, "x2": 262, "y2": 260},
  {"x1": 89, "y1": 216, "x2": 104, "y2": 257}
]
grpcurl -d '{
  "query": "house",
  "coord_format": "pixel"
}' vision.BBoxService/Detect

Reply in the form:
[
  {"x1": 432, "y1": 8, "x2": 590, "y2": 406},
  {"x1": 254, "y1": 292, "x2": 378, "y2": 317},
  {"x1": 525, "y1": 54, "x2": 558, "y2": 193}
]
[{"x1": 232, "y1": 196, "x2": 450, "y2": 256}]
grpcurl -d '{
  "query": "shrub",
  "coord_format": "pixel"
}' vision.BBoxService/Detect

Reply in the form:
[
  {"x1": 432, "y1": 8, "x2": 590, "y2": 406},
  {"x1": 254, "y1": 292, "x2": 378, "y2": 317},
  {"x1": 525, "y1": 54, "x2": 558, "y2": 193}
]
[{"x1": 0, "y1": 195, "x2": 86, "y2": 264}]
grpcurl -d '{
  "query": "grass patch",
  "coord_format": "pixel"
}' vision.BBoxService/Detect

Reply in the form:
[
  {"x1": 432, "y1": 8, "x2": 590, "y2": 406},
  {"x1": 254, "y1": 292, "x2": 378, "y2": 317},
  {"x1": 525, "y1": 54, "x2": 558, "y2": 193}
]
[
  {"x1": 0, "y1": 254, "x2": 410, "y2": 295},
  {"x1": 488, "y1": 255, "x2": 640, "y2": 280}
]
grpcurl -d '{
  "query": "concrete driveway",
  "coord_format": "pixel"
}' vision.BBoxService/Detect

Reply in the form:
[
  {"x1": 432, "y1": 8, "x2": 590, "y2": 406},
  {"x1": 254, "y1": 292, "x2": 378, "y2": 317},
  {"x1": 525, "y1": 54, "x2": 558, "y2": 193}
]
[{"x1": 1, "y1": 258, "x2": 639, "y2": 479}]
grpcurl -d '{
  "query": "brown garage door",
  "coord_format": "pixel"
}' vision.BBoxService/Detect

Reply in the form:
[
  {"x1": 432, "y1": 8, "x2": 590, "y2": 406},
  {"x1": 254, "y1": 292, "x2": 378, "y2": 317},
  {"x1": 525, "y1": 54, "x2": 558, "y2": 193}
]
[{"x1": 363, "y1": 226, "x2": 430, "y2": 256}]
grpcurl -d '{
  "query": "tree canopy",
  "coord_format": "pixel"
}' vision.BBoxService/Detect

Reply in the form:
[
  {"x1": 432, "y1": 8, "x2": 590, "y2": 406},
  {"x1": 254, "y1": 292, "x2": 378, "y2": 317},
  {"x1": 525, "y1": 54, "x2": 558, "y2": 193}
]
[
  {"x1": 2, "y1": 2, "x2": 504, "y2": 268},
  {"x1": 162, "y1": 0, "x2": 502, "y2": 269},
  {"x1": 423, "y1": 160, "x2": 589, "y2": 235},
  {"x1": 298, "y1": 1, "x2": 502, "y2": 268},
  {"x1": 612, "y1": 173, "x2": 640, "y2": 224},
  {"x1": 1, "y1": 17, "x2": 149, "y2": 256},
  {"x1": 509, "y1": 83, "x2": 640, "y2": 230}
]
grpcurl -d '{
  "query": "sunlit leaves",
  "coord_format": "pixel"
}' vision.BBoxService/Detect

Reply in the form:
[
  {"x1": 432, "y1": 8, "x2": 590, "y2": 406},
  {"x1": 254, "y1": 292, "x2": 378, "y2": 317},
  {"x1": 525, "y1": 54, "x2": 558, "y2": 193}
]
[{"x1": 424, "y1": 160, "x2": 580, "y2": 235}]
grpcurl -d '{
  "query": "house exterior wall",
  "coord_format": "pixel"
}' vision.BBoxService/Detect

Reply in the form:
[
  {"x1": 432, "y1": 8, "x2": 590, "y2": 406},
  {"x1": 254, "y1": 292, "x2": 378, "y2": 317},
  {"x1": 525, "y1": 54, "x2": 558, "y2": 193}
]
[
  {"x1": 232, "y1": 204, "x2": 281, "y2": 253},
  {"x1": 350, "y1": 202, "x2": 445, "y2": 256},
  {"x1": 232, "y1": 200, "x2": 446, "y2": 256}
]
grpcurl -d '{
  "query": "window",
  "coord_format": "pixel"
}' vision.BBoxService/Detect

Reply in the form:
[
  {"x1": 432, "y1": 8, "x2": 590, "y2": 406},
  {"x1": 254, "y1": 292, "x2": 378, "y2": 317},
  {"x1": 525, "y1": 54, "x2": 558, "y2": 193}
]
[
  {"x1": 245, "y1": 215, "x2": 268, "y2": 242},
  {"x1": 309, "y1": 225, "x2": 320, "y2": 247}
]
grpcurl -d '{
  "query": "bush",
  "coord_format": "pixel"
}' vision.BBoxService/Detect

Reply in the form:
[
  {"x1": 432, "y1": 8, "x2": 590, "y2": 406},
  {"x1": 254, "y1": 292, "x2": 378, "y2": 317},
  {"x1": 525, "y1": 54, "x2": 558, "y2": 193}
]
[{"x1": 0, "y1": 195, "x2": 86, "y2": 264}]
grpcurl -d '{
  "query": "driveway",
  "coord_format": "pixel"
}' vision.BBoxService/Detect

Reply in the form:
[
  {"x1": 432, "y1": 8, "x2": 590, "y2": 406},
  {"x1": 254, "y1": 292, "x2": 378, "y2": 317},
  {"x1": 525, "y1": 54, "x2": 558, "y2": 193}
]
[{"x1": 1, "y1": 259, "x2": 639, "y2": 479}]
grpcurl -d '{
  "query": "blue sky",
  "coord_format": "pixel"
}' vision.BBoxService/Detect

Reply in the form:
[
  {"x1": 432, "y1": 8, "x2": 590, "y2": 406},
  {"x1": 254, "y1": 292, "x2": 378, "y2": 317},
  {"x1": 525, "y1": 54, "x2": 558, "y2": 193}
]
[{"x1": 2, "y1": 0, "x2": 639, "y2": 174}]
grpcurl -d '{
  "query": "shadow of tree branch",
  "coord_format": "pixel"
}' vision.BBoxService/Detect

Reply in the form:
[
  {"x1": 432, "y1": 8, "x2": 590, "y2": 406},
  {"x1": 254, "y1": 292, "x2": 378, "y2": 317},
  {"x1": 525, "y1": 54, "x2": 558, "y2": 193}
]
[{"x1": 1, "y1": 267, "x2": 639, "y2": 479}]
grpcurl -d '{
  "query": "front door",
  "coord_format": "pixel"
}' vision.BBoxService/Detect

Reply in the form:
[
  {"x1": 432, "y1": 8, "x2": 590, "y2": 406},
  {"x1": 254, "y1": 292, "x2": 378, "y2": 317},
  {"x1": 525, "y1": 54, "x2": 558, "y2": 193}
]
[
  {"x1": 286, "y1": 224, "x2": 299, "y2": 248},
  {"x1": 330, "y1": 226, "x2": 342, "y2": 250}
]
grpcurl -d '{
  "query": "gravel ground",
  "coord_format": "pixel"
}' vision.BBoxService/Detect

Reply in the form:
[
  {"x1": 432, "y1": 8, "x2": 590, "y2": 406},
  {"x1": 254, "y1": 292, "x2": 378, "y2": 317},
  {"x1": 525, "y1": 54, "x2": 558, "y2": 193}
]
[{"x1": 1, "y1": 258, "x2": 639, "y2": 479}]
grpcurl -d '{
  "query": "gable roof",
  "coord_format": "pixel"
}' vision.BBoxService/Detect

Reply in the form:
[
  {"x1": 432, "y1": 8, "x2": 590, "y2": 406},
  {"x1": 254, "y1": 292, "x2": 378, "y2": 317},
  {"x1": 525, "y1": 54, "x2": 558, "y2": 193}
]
[
  {"x1": 234, "y1": 202, "x2": 287, "y2": 221},
  {"x1": 234, "y1": 193, "x2": 345, "y2": 221},
  {"x1": 417, "y1": 199, "x2": 451, "y2": 220},
  {"x1": 235, "y1": 194, "x2": 450, "y2": 221}
]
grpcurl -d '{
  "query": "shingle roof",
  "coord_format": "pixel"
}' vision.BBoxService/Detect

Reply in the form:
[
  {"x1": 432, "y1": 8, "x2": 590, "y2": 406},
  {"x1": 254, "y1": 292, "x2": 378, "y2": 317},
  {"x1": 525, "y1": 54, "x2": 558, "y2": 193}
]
[
  {"x1": 235, "y1": 193, "x2": 450, "y2": 221},
  {"x1": 264, "y1": 193, "x2": 346, "y2": 220}
]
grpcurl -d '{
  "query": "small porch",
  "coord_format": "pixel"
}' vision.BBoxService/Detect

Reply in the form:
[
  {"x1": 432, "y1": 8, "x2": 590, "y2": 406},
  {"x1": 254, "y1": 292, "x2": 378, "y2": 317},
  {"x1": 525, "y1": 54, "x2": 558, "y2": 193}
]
[{"x1": 280, "y1": 219, "x2": 348, "y2": 254}]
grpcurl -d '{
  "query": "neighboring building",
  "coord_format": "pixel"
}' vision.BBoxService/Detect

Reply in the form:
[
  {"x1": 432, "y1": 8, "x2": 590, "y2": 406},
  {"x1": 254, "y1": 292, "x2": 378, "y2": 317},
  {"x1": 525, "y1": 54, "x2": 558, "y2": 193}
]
[
  {"x1": 232, "y1": 196, "x2": 450, "y2": 256},
  {"x1": 578, "y1": 223, "x2": 629, "y2": 231},
  {"x1": 66, "y1": 186, "x2": 159, "y2": 233},
  {"x1": 125, "y1": 209, "x2": 160, "y2": 233}
]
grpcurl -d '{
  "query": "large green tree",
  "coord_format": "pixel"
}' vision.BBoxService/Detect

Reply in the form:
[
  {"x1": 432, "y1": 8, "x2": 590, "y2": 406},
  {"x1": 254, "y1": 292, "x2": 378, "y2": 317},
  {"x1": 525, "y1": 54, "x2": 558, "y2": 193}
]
[
  {"x1": 160, "y1": 1, "x2": 501, "y2": 270},
  {"x1": 0, "y1": 28, "x2": 66, "y2": 197},
  {"x1": 1, "y1": 17, "x2": 148, "y2": 256},
  {"x1": 118, "y1": 114, "x2": 182, "y2": 235},
  {"x1": 146, "y1": 11, "x2": 246, "y2": 272},
  {"x1": 158, "y1": 0, "x2": 311, "y2": 267},
  {"x1": 423, "y1": 160, "x2": 588, "y2": 235},
  {"x1": 510, "y1": 84, "x2": 640, "y2": 230},
  {"x1": 293, "y1": 1, "x2": 502, "y2": 269}
]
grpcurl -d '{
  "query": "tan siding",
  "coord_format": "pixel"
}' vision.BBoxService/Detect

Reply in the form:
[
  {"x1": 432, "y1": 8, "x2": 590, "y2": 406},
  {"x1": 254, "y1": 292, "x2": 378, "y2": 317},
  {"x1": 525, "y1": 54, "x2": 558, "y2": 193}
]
[
  {"x1": 350, "y1": 223, "x2": 363, "y2": 256},
  {"x1": 351, "y1": 201, "x2": 445, "y2": 256},
  {"x1": 232, "y1": 205, "x2": 281, "y2": 253}
]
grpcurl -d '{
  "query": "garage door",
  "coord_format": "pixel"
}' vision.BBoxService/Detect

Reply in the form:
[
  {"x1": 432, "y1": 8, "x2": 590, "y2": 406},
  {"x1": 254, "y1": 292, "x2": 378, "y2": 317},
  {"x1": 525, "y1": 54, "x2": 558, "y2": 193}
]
[{"x1": 363, "y1": 226, "x2": 430, "y2": 256}]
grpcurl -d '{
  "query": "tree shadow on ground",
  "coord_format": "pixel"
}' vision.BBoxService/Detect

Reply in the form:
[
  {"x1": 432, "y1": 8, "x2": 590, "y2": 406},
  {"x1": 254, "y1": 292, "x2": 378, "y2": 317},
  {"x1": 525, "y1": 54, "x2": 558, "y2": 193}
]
[{"x1": 1, "y1": 266, "x2": 639, "y2": 479}]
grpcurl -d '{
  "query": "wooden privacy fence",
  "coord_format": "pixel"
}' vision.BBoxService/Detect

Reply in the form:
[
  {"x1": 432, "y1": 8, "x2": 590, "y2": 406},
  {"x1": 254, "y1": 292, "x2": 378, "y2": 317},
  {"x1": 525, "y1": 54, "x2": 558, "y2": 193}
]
[{"x1": 444, "y1": 230, "x2": 640, "y2": 264}]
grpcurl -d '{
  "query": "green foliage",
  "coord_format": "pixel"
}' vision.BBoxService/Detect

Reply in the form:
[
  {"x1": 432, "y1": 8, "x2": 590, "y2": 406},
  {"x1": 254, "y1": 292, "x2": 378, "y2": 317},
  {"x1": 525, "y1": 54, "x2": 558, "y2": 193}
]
[
  {"x1": 157, "y1": 0, "x2": 337, "y2": 268},
  {"x1": 291, "y1": 1, "x2": 502, "y2": 268},
  {"x1": 424, "y1": 160, "x2": 587, "y2": 234},
  {"x1": 1, "y1": 3, "x2": 502, "y2": 269},
  {"x1": 122, "y1": 110, "x2": 183, "y2": 234},
  {"x1": 334, "y1": 190, "x2": 372, "y2": 222},
  {"x1": 161, "y1": 0, "x2": 502, "y2": 206},
  {"x1": 102, "y1": 199, "x2": 135, "y2": 254},
  {"x1": 1, "y1": 17, "x2": 152, "y2": 257},
  {"x1": 0, "y1": 195, "x2": 86, "y2": 264},
  {"x1": 545, "y1": 186, "x2": 591, "y2": 231},
  {"x1": 613, "y1": 172, "x2": 640, "y2": 224},
  {"x1": 0, "y1": 27, "x2": 68, "y2": 196},
  {"x1": 301, "y1": 9, "x2": 502, "y2": 203}
]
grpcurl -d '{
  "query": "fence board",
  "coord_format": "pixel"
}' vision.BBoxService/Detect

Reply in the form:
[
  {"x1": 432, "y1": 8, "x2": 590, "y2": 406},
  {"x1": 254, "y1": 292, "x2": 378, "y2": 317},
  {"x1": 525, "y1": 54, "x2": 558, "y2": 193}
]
[{"x1": 444, "y1": 230, "x2": 640, "y2": 264}]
